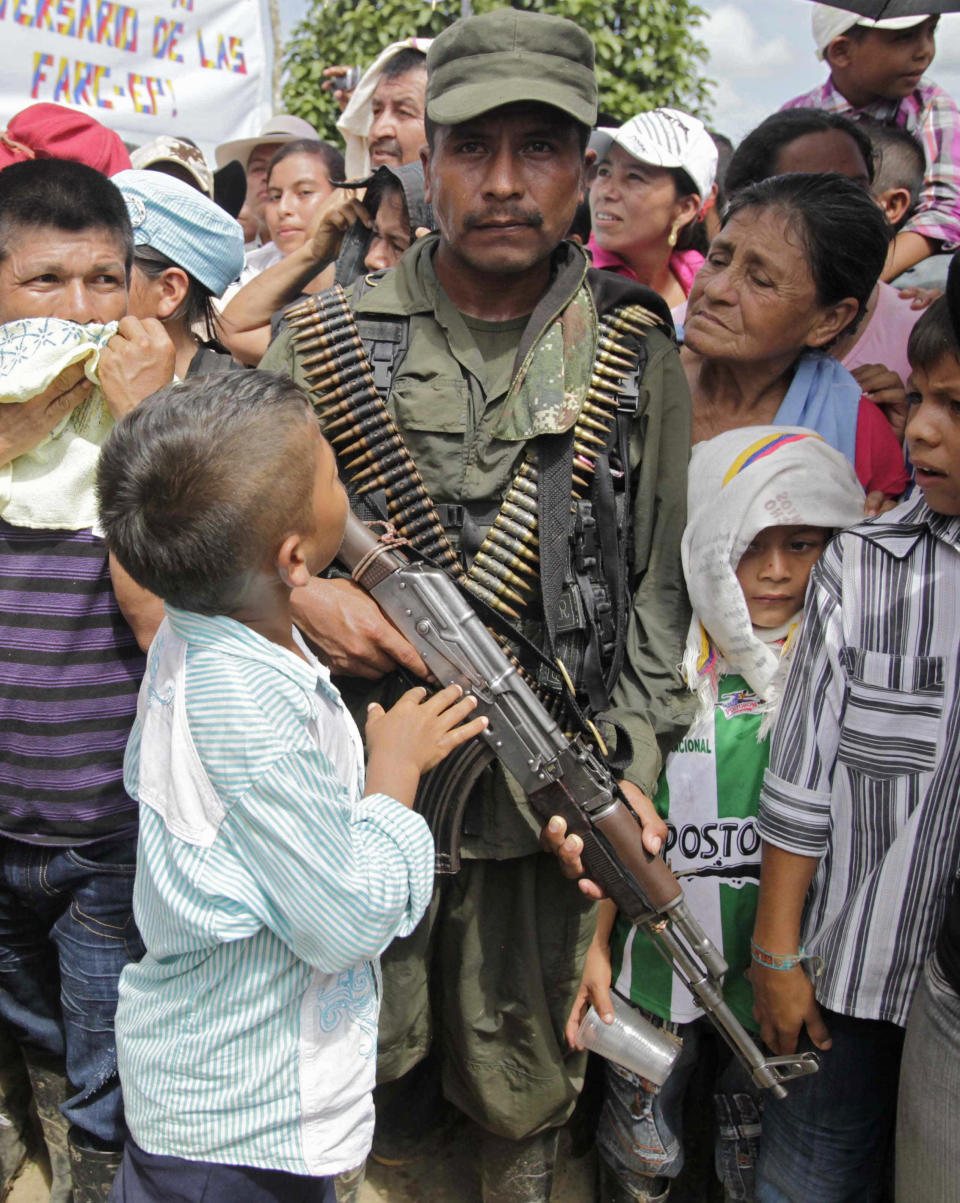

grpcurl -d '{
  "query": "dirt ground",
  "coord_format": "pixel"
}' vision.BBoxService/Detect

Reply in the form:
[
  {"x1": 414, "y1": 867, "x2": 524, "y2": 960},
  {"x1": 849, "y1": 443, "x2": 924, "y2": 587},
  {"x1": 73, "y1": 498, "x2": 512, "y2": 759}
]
[{"x1": 6, "y1": 1128, "x2": 596, "y2": 1202}]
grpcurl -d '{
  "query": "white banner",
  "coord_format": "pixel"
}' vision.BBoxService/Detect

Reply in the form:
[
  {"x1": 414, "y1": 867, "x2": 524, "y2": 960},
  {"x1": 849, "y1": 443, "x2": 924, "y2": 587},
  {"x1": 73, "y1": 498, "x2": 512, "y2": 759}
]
[{"x1": 0, "y1": 0, "x2": 276, "y2": 158}]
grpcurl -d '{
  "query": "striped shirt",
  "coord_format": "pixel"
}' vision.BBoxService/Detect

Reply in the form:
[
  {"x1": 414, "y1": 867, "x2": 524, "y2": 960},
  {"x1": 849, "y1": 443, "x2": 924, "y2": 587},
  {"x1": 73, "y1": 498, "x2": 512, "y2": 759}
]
[
  {"x1": 0, "y1": 520, "x2": 143, "y2": 844},
  {"x1": 782, "y1": 77, "x2": 960, "y2": 249},
  {"x1": 115, "y1": 607, "x2": 434, "y2": 1175},
  {"x1": 758, "y1": 497, "x2": 960, "y2": 1027}
]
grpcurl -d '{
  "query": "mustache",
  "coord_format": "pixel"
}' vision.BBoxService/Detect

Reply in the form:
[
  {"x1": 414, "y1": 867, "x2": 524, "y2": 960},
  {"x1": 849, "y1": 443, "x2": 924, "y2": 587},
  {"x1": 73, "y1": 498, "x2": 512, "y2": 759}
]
[
  {"x1": 370, "y1": 137, "x2": 403, "y2": 158},
  {"x1": 463, "y1": 208, "x2": 544, "y2": 230}
]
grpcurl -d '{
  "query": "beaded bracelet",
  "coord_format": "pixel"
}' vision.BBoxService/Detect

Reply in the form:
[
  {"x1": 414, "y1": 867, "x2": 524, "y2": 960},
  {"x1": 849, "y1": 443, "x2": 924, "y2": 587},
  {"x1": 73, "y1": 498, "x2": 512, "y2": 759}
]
[{"x1": 749, "y1": 940, "x2": 820, "y2": 973}]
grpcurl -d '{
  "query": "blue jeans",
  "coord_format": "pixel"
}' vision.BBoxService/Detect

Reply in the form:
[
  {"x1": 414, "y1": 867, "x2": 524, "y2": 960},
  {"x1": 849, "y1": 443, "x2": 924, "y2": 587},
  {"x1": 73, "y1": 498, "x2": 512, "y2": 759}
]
[
  {"x1": 598, "y1": 1012, "x2": 761, "y2": 1201},
  {"x1": 0, "y1": 836, "x2": 143, "y2": 1146},
  {"x1": 896, "y1": 956, "x2": 960, "y2": 1202},
  {"x1": 756, "y1": 1009, "x2": 903, "y2": 1203}
]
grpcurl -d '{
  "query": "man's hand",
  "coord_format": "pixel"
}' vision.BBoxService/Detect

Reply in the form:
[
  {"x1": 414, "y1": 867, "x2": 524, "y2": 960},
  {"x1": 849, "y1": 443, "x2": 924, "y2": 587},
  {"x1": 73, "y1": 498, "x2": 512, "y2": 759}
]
[
  {"x1": 540, "y1": 779, "x2": 667, "y2": 900},
  {"x1": 0, "y1": 362, "x2": 92, "y2": 467},
  {"x1": 291, "y1": 576, "x2": 430, "y2": 679},
  {"x1": 750, "y1": 963, "x2": 832, "y2": 1055},
  {"x1": 307, "y1": 189, "x2": 372, "y2": 265},
  {"x1": 851, "y1": 362, "x2": 908, "y2": 444},
  {"x1": 98, "y1": 317, "x2": 176, "y2": 419},
  {"x1": 321, "y1": 65, "x2": 357, "y2": 111}
]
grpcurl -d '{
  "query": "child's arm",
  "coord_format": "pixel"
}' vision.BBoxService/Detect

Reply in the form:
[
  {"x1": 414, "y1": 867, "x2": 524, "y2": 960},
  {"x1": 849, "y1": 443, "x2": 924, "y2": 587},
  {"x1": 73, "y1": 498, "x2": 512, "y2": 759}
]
[
  {"x1": 752, "y1": 542, "x2": 848, "y2": 1047},
  {"x1": 565, "y1": 898, "x2": 617, "y2": 1047},
  {"x1": 750, "y1": 844, "x2": 832, "y2": 1056},
  {"x1": 881, "y1": 89, "x2": 960, "y2": 282},
  {"x1": 882, "y1": 231, "x2": 936, "y2": 283}
]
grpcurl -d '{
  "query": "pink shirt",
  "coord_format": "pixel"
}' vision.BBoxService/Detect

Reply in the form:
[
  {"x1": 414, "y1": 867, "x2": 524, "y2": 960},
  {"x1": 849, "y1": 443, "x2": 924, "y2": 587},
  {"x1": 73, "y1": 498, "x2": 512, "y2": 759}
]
[
  {"x1": 841, "y1": 282, "x2": 922, "y2": 386},
  {"x1": 587, "y1": 236, "x2": 704, "y2": 297}
]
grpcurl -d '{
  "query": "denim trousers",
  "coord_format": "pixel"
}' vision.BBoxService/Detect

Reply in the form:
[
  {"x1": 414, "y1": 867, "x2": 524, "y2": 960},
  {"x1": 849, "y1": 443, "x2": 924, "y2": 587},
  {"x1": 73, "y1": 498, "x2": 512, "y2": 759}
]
[
  {"x1": 0, "y1": 835, "x2": 143, "y2": 1146},
  {"x1": 895, "y1": 956, "x2": 960, "y2": 1203},
  {"x1": 756, "y1": 1008, "x2": 904, "y2": 1203},
  {"x1": 598, "y1": 1012, "x2": 762, "y2": 1201}
]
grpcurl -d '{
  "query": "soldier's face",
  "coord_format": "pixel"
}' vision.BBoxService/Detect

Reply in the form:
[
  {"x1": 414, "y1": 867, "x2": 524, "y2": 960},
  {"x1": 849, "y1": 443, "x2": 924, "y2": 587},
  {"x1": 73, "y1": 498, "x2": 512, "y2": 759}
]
[{"x1": 424, "y1": 104, "x2": 584, "y2": 277}]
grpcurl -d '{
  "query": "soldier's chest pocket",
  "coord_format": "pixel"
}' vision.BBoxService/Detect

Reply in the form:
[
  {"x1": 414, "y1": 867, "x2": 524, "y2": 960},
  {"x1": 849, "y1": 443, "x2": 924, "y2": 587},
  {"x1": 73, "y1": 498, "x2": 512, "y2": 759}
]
[
  {"x1": 390, "y1": 378, "x2": 470, "y2": 490},
  {"x1": 837, "y1": 648, "x2": 945, "y2": 780}
]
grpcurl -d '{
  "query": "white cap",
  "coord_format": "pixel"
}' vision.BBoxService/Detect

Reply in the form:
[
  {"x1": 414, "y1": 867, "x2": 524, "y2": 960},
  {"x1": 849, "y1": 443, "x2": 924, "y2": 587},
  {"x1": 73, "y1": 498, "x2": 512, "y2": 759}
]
[
  {"x1": 595, "y1": 108, "x2": 718, "y2": 209},
  {"x1": 812, "y1": 4, "x2": 932, "y2": 60}
]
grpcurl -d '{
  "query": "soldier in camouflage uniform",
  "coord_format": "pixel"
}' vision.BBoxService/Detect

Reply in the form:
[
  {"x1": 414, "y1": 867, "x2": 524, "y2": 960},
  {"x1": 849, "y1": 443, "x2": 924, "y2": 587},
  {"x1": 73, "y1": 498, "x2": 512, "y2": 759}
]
[{"x1": 262, "y1": 9, "x2": 693, "y2": 1200}]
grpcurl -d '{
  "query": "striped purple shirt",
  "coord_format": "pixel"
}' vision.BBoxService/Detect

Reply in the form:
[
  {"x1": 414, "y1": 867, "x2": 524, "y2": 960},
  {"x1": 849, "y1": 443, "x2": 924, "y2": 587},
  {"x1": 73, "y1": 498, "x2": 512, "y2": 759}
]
[
  {"x1": 782, "y1": 77, "x2": 960, "y2": 249},
  {"x1": 0, "y1": 520, "x2": 144, "y2": 844}
]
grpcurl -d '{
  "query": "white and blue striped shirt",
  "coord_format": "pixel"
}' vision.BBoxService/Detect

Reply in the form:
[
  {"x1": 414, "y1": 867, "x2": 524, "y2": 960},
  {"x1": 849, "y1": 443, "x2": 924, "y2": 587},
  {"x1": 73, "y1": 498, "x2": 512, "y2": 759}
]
[{"x1": 115, "y1": 607, "x2": 434, "y2": 1175}]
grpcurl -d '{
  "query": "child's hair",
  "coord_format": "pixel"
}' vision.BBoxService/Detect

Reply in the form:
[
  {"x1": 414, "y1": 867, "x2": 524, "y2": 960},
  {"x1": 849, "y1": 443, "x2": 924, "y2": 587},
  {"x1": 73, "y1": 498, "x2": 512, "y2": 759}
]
[
  {"x1": 97, "y1": 371, "x2": 320, "y2": 615},
  {"x1": 862, "y1": 119, "x2": 925, "y2": 222},
  {"x1": 907, "y1": 296, "x2": 960, "y2": 374}
]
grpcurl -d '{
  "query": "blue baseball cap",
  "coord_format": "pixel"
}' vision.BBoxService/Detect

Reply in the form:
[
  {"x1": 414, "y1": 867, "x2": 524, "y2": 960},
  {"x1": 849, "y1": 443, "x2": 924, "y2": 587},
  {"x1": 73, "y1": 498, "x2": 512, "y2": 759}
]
[{"x1": 112, "y1": 169, "x2": 245, "y2": 298}]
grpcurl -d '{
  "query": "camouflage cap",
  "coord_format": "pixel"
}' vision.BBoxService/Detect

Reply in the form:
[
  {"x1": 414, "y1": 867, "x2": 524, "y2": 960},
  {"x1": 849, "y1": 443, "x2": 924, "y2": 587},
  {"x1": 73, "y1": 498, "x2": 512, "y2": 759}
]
[
  {"x1": 426, "y1": 8, "x2": 597, "y2": 128},
  {"x1": 130, "y1": 136, "x2": 213, "y2": 198}
]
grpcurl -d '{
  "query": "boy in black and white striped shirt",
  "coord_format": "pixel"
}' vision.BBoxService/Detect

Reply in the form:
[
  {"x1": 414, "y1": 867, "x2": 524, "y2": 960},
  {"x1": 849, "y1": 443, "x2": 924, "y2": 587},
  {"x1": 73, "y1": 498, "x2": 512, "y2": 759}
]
[{"x1": 750, "y1": 294, "x2": 960, "y2": 1203}]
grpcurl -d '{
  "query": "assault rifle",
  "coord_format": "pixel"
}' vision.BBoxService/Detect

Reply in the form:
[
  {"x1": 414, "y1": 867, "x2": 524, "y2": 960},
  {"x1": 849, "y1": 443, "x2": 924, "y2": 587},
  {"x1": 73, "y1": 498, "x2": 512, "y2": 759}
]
[{"x1": 338, "y1": 514, "x2": 819, "y2": 1097}]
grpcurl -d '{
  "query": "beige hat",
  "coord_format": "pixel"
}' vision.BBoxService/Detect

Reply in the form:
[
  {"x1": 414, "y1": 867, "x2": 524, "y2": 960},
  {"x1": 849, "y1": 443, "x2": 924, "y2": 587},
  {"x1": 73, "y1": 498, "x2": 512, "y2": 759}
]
[
  {"x1": 812, "y1": 4, "x2": 933, "y2": 60},
  {"x1": 214, "y1": 115, "x2": 320, "y2": 169},
  {"x1": 130, "y1": 136, "x2": 213, "y2": 197}
]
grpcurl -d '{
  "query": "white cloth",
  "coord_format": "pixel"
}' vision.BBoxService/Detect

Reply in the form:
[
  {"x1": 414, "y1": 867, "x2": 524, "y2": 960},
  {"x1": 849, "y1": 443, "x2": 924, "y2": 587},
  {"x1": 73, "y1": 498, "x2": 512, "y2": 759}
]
[
  {"x1": 681, "y1": 426, "x2": 864, "y2": 712},
  {"x1": 0, "y1": 317, "x2": 117, "y2": 530},
  {"x1": 336, "y1": 38, "x2": 433, "y2": 178}
]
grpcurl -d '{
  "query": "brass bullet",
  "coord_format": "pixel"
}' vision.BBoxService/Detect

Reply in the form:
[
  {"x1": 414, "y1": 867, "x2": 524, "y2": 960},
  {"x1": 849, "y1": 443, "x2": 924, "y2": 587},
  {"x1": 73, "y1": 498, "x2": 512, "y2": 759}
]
[
  {"x1": 487, "y1": 528, "x2": 539, "y2": 565},
  {"x1": 467, "y1": 582, "x2": 521, "y2": 623},
  {"x1": 472, "y1": 551, "x2": 534, "y2": 594}
]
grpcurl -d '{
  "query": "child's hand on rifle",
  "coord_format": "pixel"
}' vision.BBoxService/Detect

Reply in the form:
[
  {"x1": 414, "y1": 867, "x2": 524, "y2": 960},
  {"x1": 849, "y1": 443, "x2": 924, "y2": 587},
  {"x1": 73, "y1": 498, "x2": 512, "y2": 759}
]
[{"x1": 365, "y1": 684, "x2": 488, "y2": 808}]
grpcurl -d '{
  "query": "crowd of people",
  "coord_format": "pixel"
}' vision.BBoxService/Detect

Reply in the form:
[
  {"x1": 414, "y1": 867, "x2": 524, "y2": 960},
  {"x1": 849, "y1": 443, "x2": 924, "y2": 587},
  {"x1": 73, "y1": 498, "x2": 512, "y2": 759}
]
[{"x1": 0, "y1": 3, "x2": 957, "y2": 1202}]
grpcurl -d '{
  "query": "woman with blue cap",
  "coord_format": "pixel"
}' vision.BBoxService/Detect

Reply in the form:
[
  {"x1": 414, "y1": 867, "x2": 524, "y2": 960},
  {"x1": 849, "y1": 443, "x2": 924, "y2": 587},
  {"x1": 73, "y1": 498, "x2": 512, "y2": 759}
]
[{"x1": 112, "y1": 170, "x2": 246, "y2": 379}]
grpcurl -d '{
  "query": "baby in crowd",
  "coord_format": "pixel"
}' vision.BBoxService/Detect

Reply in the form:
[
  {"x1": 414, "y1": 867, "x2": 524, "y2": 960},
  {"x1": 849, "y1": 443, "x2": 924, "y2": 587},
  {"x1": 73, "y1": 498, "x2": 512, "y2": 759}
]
[
  {"x1": 566, "y1": 428, "x2": 864, "y2": 1203},
  {"x1": 95, "y1": 371, "x2": 486, "y2": 1202},
  {"x1": 783, "y1": 5, "x2": 960, "y2": 284}
]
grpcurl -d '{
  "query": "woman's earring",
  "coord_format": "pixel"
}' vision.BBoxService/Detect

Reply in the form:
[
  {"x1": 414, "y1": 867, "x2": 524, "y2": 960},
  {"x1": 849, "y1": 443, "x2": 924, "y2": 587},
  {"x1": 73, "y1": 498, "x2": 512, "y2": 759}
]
[{"x1": 667, "y1": 218, "x2": 681, "y2": 249}]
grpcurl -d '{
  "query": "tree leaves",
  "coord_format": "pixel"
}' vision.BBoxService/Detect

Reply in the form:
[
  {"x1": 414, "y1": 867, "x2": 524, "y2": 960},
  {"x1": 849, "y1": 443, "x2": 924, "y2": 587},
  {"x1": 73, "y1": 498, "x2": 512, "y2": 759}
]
[{"x1": 281, "y1": 0, "x2": 712, "y2": 141}]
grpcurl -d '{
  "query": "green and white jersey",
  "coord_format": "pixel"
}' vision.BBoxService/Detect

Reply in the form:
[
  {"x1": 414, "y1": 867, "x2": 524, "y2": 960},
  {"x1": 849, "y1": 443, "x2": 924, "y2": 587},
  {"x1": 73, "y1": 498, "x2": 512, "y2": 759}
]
[{"x1": 610, "y1": 672, "x2": 767, "y2": 1030}]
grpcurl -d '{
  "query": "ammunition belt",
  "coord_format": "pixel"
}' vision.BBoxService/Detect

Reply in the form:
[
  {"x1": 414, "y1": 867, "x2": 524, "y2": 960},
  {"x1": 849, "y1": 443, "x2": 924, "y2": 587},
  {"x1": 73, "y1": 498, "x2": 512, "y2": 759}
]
[
  {"x1": 288, "y1": 285, "x2": 657, "y2": 695},
  {"x1": 287, "y1": 286, "x2": 464, "y2": 580},
  {"x1": 466, "y1": 303, "x2": 659, "y2": 624}
]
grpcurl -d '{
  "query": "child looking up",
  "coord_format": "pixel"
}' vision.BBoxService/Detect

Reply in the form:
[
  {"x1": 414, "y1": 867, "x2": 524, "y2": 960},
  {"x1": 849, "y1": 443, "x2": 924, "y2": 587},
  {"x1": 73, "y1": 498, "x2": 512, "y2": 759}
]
[
  {"x1": 752, "y1": 296, "x2": 960, "y2": 1201},
  {"x1": 783, "y1": 6, "x2": 959, "y2": 284},
  {"x1": 566, "y1": 427, "x2": 864, "y2": 1203},
  {"x1": 96, "y1": 371, "x2": 486, "y2": 1202}
]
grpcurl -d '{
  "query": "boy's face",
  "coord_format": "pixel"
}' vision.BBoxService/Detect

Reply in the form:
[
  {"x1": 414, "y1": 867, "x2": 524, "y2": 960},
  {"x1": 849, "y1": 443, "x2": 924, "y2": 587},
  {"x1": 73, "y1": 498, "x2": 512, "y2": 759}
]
[
  {"x1": 304, "y1": 424, "x2": 349, "y2": 574},
  {"x1": 735, "y1": 525, "x2": 829, "y2": 629},
  {"x1": 830, "y1": 18, "x2": 938, "y2": 104},
  {"x1": 906, "y1": 353, "x2": 960, "y2": 516}
]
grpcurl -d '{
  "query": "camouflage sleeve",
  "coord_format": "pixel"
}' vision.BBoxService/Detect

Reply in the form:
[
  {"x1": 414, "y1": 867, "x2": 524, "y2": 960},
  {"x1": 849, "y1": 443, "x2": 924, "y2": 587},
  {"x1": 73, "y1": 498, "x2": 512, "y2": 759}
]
[
  {"x1": 608, "y1": 328, "x2": 694, "y2": 797},
  {"x1": 259, "y1": 324, "x2": 310, "y2": 392}
]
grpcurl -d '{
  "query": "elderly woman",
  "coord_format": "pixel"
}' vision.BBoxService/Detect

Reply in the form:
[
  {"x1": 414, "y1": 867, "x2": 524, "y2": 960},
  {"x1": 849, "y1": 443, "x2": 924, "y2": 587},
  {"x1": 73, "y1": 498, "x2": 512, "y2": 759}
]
[
  {"x1": 683, "y1": 172, "x2": 909, "y2": 501},
  {"x1": 112, "y1": 170, "x2": 245, "y2": 379},
  {"x1": 722, "y1": 108, "x2": 921, "y2": 438},
  {"x1": 588, "y1": 108, "x2": 717, "y2": 311}
]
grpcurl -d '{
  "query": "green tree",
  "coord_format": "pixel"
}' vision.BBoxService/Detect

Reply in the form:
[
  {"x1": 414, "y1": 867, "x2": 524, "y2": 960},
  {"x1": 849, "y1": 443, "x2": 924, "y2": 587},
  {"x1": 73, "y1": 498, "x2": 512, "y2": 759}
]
[{"x1": 284, "y1": 0, "x2": 712, "y2": 143}]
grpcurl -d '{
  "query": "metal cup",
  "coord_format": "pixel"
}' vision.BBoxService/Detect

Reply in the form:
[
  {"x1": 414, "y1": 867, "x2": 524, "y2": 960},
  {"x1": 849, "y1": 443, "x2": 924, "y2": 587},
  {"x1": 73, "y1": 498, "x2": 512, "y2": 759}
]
[{"x1": 577, "y1": 993, "x2": 683, "y2": 1085}]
